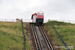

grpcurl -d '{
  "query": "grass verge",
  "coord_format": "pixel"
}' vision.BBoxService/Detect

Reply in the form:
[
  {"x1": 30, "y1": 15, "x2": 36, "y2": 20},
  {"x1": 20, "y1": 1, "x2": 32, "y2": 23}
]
[
  {"x1": 0, "y1": 22, "x2": 31, "y2": 50},
  {"x1": 44, "y1": 21, "x2": 75, "y2": 50}
]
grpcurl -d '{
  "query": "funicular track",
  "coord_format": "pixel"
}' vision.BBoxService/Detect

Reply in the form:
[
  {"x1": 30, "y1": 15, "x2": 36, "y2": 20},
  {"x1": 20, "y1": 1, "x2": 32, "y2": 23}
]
[
  {"x1": 39, "y1": 26, "x2": 54, "y2": 50},
  {"x1": 30, "y1": 24, "x2": 54, "y2": 50},
  {"x1": 30, "y1": 24, "x2": 41, "y2": 50}
]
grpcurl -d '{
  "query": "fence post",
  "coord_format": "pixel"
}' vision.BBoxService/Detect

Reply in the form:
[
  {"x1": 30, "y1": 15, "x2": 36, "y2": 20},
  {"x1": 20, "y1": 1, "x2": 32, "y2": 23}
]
[
  {"x1": 21, "y1": 19, "x2": 26, "y2": 50},
  {"x1": 5, "y1": 19, "x2": 6, "y2": 22},
  {"x1": 13, "y1": 19, "x2": 14, "y2": 22}
]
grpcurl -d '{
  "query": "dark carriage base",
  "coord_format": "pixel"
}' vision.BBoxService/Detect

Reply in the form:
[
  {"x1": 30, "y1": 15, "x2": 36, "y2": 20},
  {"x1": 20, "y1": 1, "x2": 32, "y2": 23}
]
[
  {"x1": 30, "y1": 19, "x2": 44, "y2": 26},
  {"x1": 36, "y1": 19, "x2": 43, "y2": 26}
]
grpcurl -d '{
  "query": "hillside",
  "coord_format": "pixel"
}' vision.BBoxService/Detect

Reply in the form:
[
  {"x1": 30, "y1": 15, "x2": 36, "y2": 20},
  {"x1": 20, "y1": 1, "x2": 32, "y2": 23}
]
[
  {"x1": 0, "y1": 21, "x2": 75, "y2": 50},
  {"x1": 44, "y1": 21, "x2": 75, "y2": 50},
  {"x1": 0, "y1": 22, "x2": 31, "y2": 50}
]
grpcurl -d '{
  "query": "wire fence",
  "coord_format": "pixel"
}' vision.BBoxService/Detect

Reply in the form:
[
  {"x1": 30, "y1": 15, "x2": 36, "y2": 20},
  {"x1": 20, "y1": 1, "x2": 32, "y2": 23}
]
[
  {"x1": 49, "y1": 19, "x2": 75, "y2": 24},
  {"x1": 0, "y1": 19, "x2": 75, "y2": 24},
  {"x1": 0, "y1": 19, "x2": 16, "y2": 22}
]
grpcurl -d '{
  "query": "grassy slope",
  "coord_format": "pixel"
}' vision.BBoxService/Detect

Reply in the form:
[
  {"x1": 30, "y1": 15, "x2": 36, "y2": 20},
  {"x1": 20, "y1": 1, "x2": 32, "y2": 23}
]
[
  {"x1": 0, "y1": 22, "x2": 31, "y2": 50},
  {"x1": 44, "y1": 21, "x2": 75, "y2": 50}
]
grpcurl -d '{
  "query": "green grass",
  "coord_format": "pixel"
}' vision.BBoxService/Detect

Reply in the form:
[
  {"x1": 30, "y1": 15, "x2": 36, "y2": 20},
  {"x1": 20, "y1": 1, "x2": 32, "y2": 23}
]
[
  {"x1": 45, "y1": 21, "x2": 75, "y2": 50},
  {"x1": 0, "y1": 22, "x2": 31, "y2": 50}
]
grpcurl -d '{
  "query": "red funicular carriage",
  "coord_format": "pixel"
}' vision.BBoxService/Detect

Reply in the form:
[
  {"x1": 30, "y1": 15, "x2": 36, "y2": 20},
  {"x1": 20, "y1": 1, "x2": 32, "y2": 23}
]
[{"x1": 31, "y1": 11, "x2": 44, "y2": 25}]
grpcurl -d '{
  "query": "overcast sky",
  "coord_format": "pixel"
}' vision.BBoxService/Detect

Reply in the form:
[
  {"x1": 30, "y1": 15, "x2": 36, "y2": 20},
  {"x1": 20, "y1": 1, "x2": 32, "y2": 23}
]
[{"x1": 0, "y1": 0, "x2": 75, "y2": 20}]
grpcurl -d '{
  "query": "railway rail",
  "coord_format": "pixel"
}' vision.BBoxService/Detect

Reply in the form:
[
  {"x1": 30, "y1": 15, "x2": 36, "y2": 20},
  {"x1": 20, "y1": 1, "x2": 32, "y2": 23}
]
[
  {"x1": 39, "y1": 26, "x2": 53, "y2": 50},
  {"x1": 30, "y1": 24, "x2": 54, "y2": 50},
  {"x1": 30, "y1": 24, "x2": 41, "y2": 50}
]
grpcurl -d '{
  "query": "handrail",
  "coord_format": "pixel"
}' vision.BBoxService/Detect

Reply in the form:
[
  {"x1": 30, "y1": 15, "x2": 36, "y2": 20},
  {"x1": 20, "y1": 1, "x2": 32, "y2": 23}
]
[
  {"x1": 21, "y1": 19, "x2": 26, "y2": 50},
  {"x1": 51, "y1": 25, "x2": 70, "y2": 50}
]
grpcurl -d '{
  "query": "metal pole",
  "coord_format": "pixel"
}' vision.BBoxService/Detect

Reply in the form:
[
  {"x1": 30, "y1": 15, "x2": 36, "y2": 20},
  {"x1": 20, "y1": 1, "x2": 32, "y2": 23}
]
[{"x1": 21, "y1": 19, "x2": 26, "y2": 50}]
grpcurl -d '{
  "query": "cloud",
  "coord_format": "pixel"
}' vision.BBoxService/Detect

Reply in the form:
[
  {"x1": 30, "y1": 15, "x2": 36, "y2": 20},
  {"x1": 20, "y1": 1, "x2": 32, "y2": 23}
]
[
  {"x1": 0, "y1": 0, "x2": 48, "y2": 19},
  {"x1": 0, "y1": 0, "x2": 75, "y2": 21}
]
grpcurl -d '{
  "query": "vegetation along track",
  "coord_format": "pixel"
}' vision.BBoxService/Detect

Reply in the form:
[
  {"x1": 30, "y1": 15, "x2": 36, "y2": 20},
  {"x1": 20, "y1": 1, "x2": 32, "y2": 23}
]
[{"x1": 30, "y1": 23, "x2": 54, "y2": 50}]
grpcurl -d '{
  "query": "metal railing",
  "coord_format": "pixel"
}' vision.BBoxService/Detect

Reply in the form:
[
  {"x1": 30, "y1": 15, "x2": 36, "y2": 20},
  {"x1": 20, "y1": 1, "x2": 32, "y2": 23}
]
[
  {"x1": 21, "y1": 19, "x2": 26, "y2": 50},
  {"x1": 0, "y1": 18, "x2": 75, "y2": 24},
  {"x1": 0, "y1": 19, "x2": 16, "y2": 22},
  {"x1": 51, "y1": 25, "x2": 70, "y2": 50}
]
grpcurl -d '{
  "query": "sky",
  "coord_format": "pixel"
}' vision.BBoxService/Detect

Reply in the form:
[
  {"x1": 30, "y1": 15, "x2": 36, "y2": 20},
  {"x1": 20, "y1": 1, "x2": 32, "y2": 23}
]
[{"x1": 0, "y1": 0, "x2": 75, "y2": 20}]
